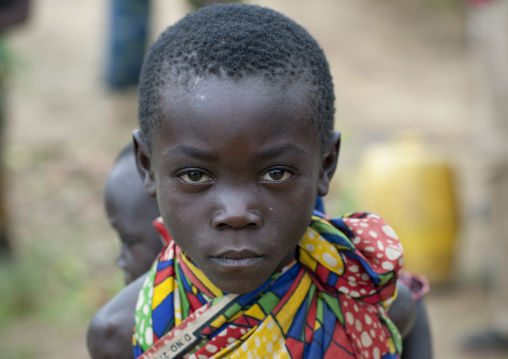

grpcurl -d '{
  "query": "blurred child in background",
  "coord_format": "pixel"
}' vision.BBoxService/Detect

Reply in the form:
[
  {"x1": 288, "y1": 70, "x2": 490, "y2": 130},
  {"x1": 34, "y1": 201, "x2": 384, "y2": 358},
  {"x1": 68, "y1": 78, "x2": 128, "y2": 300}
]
[{"x1": 103, "y1": 142, "x2": 162, "y2": 285}]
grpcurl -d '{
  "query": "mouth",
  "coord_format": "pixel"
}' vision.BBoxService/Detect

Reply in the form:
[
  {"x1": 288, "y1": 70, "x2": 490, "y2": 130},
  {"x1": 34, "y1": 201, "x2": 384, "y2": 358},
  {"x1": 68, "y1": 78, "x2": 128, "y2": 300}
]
[{"x1": 210, "y1": 250, "x2": 264, "y2": 268}]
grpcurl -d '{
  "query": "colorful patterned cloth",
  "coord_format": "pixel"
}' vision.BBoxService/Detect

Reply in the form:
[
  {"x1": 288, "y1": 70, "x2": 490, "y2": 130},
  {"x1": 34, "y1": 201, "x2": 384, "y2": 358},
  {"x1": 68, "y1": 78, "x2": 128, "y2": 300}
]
[{"x1": 133, "y1": 211, "x2": 404, "y2": 358}]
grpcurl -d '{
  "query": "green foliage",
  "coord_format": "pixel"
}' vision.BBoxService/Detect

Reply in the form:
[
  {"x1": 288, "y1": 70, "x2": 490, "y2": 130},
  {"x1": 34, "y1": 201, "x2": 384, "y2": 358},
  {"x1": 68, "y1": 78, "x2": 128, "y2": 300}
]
[
  {"x1": 0, "y1": 241, "x2": 122, "y2": 329},
  {"x1": 0, "y1": 251, "x2": 45, "y2": 326},
  {"x1": 1, "y1": 345, "x2": 37, "y2": 359}
]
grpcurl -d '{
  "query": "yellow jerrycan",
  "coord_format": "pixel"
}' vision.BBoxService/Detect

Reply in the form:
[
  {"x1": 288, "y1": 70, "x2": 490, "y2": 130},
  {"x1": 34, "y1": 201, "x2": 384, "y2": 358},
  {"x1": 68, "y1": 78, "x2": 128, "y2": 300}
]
[{"x1": 357, "y1": 133, "x2": 458, "y2": 283}]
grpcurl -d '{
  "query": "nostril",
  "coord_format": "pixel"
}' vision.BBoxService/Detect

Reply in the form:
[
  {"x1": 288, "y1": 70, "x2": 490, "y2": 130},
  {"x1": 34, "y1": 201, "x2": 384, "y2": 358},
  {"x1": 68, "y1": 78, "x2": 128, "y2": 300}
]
[{"x1": 214, "y1": 219, "x2": 261, "y2": 230}]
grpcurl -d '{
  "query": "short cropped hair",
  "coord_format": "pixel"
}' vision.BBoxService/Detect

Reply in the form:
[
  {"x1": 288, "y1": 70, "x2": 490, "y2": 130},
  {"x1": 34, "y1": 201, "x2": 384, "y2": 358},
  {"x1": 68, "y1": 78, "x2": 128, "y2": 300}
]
[{"x1": 138, "y1": 4, "x2": 335, "y2": 150}]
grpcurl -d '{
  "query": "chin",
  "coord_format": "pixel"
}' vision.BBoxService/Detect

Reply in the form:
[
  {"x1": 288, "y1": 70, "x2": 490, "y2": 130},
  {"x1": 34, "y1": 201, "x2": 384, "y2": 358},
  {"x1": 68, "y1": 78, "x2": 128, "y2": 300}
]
[{"x1": 214, "y1": 277, "x2": 266, "y2": 295}]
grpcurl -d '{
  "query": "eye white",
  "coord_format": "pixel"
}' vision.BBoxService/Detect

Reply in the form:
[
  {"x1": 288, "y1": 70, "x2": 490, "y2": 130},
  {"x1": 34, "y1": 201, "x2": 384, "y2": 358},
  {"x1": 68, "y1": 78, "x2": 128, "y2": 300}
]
[
  {"x1": 260, "y1": 169, "x2": 292, "y2": 182},
  {"x1": 180, "y1": 171, "x2": 211, "y2": 183}
]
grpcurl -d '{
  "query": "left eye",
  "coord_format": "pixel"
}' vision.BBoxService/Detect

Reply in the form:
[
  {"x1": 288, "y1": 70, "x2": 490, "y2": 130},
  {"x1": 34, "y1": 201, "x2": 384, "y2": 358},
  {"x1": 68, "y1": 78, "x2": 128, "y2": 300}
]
[
  {"x1": 179, "y1": 170, "x2": 212, "y2": 183},
  {"x1": 260, "y1": 169, "x2": 293, "y2": 182}
]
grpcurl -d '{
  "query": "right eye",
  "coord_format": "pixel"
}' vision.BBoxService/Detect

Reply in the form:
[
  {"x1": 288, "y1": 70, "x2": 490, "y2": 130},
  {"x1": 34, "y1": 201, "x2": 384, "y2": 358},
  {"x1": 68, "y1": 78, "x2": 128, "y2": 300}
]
[{"x1": 179, "y1": 170, "x2": 212, "y2": 184}]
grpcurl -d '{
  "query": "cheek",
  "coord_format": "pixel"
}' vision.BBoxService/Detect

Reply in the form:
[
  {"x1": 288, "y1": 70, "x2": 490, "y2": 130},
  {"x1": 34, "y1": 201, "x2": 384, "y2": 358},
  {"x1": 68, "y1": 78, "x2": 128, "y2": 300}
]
[
  {"x1": 155, "y1": 181, "x2": 178, "y2": 224},
  {"x1": 265, "y1": 184, "x2": 317, "y2": 239},
  {"x1": 282, "y1": 177, "x2": 319, "y2": 212},
  {"x1": 156, "y1": 191, "x2": 209, "y2": 250}
]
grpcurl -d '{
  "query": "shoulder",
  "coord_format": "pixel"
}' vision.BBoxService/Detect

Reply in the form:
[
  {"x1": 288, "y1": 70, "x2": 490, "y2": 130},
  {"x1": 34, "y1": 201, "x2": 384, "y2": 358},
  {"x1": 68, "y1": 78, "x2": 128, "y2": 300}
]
[
  {"x1": 341, "y1": 213, "x2": 404, "y2": 272},
  {"x1": 87, "y1": 274, "x2": 147, "y2": 359}
]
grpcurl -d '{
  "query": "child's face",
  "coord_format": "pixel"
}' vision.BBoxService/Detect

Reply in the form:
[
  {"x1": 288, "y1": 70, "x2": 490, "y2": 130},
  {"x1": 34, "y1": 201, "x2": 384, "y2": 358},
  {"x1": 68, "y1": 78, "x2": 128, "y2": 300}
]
[
  {"x1": 136, "y1": 76, "x2": 338, "y2": 294},
  {"x1": 104, "y1": 160, "x2": 162, "y2": 285}
]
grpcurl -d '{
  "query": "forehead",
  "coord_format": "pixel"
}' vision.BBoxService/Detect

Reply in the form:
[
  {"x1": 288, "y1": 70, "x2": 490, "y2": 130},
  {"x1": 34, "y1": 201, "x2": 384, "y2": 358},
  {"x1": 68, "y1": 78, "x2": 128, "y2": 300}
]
[{"x1": 152, "y1": 76, "x2": 319, "y2": 150}]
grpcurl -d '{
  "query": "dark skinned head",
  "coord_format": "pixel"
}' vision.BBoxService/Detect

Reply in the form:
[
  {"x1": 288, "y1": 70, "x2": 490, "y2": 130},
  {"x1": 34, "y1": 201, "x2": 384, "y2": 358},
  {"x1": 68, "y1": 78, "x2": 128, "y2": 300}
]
[
  {"x1": 104, "y1": 144, "x2": 162, "y2": 285},
  {"x1": 134, "y1": 4, "x2": 340, "y2": 294}
]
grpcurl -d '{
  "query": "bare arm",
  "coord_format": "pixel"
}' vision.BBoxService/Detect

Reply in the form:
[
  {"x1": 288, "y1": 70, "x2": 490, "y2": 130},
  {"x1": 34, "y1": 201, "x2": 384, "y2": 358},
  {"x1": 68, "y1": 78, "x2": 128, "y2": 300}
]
[
  {"x1": 87, "y1": 273, "x2": 147, "y2": 359},
  {"x1": 401, "y1": 298, "x2": 433, "y2": 359},
  {"x1": 389, "y1": 282, "x2": 432, "y2": 358},
  {"x1": 388, "y1": 281, "x2": 417, "y2": 338}
]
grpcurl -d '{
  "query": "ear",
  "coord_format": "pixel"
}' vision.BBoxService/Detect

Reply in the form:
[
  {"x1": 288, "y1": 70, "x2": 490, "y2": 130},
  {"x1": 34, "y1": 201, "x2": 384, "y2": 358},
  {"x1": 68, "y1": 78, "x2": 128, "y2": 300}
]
[
  {"x1": 133, "y1": 130, "x2": 157, "y2": 197},
  {"x1": 317, "y1": 131, "x2": 341, "y2": 196}
]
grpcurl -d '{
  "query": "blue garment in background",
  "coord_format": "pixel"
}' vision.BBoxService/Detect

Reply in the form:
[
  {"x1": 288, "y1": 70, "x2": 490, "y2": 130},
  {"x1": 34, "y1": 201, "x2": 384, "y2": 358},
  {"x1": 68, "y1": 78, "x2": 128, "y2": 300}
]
[
  {"x1": 314, "y1": 196, "x2": 325, "y2": 214},
  {"x1": 105, "y1": 0, "x2": 150, "y2": 90}
]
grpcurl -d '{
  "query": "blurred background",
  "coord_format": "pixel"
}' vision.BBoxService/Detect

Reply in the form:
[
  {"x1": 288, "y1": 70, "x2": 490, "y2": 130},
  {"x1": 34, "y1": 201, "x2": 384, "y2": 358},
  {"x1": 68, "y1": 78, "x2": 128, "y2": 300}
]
[{"x1": 0, "y1": 0, "x2": 506, "y2": 358}]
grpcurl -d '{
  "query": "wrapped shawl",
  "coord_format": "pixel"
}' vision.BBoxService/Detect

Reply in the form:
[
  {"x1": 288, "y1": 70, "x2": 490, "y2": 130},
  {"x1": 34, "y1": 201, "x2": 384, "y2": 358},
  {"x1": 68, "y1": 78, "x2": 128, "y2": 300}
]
[{"x1": 133, "y1": 211, "x2": 404, "y2": 358}]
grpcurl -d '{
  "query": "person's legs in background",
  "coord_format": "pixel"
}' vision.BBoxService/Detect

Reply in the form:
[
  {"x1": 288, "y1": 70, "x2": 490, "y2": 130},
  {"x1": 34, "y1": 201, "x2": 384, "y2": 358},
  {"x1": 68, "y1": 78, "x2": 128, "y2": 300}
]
[{"x1": 464, "y1": 0, "x2": 508, "y2": 351}]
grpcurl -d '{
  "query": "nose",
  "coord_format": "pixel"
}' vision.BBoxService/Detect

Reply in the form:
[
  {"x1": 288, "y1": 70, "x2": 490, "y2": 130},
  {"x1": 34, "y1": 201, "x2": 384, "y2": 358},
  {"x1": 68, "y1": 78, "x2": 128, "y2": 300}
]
[{"x1": 212, "y1": 188, "x2": 262, "y2": 230}]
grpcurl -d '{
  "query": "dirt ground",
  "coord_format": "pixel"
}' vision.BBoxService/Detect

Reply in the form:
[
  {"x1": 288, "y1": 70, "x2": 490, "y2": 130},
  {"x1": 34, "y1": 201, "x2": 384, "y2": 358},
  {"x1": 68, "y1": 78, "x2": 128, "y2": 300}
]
[{"x1": 0, "y1": 0, "x2": 505, "y2": 358}]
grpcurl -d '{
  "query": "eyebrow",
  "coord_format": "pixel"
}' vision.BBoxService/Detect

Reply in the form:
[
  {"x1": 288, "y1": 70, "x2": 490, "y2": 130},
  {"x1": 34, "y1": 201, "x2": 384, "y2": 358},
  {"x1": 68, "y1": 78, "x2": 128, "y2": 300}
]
[
  {"x1": 256, "y1": 143, "x2": 308, "y2": 159},
  {"x1": 166, "y1": 143, "x2": 307, "y2": 161},
  {"x1": 168, "y1": 145, "x2": 218, "y2": 160}
]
